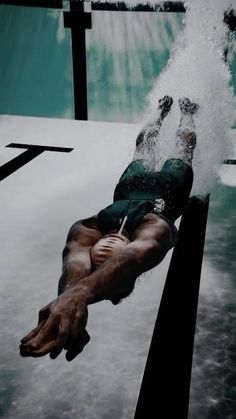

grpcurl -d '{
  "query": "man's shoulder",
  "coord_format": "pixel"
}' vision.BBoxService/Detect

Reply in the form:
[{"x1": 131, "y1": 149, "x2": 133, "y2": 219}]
[
  {"x1": 141, "y1": 212, "x2": 169, "y2": 226},
  {"x1": 67, "y1": 216, "x2": 102, "y2": 242},
  {"x1": 81, "y1": 215, "x2": 99, "y2": 229},
  {"x1": 135, "y1": 212, "x2": 178, "y2": 247}
]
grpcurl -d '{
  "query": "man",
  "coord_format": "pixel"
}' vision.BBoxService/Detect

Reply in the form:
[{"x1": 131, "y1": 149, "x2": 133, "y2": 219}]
[{"x1": 20, "y1": 96, "x2": 198, "y2": 361}]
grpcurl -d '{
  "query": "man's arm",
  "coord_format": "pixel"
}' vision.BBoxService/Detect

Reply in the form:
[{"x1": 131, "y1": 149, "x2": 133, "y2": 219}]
[
  {"x1": 71, "y1": 214, "x2": 174, "y2": 305},
  {"x1": 20, "y1": 215, "x2": 174, "y2": 361},
  {"x1": 20, "y1": 216, "x2": 102, "y2": 360},
  {"x1": 58, "y1": 216, "x2": 102, "y2": 294},
  {"x1": 77, "y1": 238, "x2": 166, "y2": 304}
]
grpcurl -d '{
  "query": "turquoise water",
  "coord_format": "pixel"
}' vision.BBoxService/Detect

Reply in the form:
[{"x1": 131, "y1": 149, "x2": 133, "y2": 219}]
[
  {"x1": 0, "y1": 4, "x2": 236, "y2": 419},
  {"x1": 0, "y1": 5, "x2": 73, "y2": 119},
  {"x1": 0, "y1": 5, "x2": 183, "y2": 121}
]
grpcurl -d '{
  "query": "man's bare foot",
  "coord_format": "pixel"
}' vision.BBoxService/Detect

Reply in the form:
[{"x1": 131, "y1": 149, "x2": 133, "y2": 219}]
[
  {"x1": 158, "y1": 95, "x2": 173, "y2": 119},
  {"x1": 179, "y1": 98, "x2": 199, "y2": 114}
]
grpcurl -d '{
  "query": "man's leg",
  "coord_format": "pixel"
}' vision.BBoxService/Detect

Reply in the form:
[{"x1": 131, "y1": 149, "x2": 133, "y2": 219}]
[
  {"x1": 171, "y1": 98, "x2": 199, "y2": 166},
  {"x1": 133, "y1": 95, "x2": 173, "y2": 168}
]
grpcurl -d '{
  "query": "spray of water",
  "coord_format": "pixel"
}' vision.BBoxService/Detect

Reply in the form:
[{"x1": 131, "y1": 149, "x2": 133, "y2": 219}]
[{"x1": 144, "y1": 0, "x2": 235, "y2": 195}]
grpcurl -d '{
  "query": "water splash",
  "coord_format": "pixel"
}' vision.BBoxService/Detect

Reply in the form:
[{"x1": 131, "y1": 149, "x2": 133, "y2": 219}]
[
  {"x1": 145, "y1": 0, "x2": 235, "y2": 195},
  {"x1": 86, "y1": 10, "x2": 183, "y2": 122}
]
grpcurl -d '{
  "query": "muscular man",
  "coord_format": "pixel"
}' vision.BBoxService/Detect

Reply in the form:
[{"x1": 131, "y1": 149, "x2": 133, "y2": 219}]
[{"x1": 20, "y1": 96, "x2": 198, "y2": 361}]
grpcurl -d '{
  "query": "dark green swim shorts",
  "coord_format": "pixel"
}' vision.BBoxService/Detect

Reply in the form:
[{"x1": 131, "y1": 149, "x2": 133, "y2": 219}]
[{"x1": 97, "y1": 158, "x2": 193, "y2": 236}]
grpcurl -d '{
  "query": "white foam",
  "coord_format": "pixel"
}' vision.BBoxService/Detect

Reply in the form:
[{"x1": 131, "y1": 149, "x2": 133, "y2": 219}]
[{"x1": 146, "y1": 0, "x2": 235, "y2": 194}]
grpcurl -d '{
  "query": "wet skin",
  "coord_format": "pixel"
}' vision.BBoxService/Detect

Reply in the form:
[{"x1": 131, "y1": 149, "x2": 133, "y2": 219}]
[{"x1": 20, "y1": 213, "x2": 177, "y2": 361}]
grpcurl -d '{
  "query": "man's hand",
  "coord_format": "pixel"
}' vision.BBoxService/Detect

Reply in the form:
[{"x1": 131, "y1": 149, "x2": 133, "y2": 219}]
[{"x1": 19, "y1": 288, "x2": 90, "y2": 361}]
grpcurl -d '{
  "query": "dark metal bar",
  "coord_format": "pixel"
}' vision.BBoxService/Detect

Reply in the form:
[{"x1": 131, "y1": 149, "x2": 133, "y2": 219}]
[
  {"x1": 0, "y1": 148, "x2": 45, "y2": 181},
  {"x1": 64, "y1": 1, "x2": 92, "y2": 120},
  {"x1": 0, "y1": 143, "x2": 73, "y2": 181},
  {"x1": 134, "y1": 195, "x2": 210, "y2": 419},
  {"x1": 223, "y1": 159, "x2": 236, "y2": 165},
  {"x1": 91, "y1": 1, "x2": 186, "y2": 12},
  {"x1": 0, "y1": 0, "x2": 63, "y2": 8},
  {"x1": 64, "y1": 9, "x2": 92, "y2": 26},
  {"x1": 6, "y1": 143, "x2": 73, "y2": 153}
]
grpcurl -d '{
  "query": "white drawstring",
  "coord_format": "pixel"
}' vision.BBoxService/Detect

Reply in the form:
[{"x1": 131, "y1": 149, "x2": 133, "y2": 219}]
[{"x1": 118, "y1": 215, "x2": 128, "y2": 235}]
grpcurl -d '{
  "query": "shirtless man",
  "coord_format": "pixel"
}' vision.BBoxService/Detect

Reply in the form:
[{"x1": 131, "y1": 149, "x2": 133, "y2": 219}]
[{"x1": 20, "y1": 96, "x2": 198, "y2": 361}]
